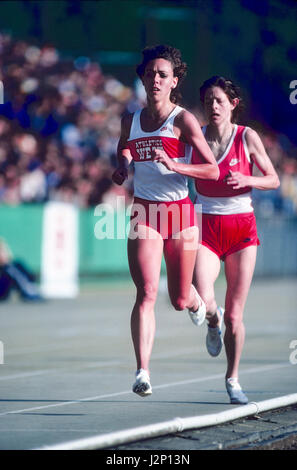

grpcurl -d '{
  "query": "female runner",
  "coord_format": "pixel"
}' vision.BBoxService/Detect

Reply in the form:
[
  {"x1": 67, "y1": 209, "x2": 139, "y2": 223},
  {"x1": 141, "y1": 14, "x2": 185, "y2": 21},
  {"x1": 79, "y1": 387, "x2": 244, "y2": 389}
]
[
  {"x1": 192, "y1": 76, "x2": 280, "y2": 404},
  {"x1": 112, "y1": 45, "x2": 219, "y2": 396}
]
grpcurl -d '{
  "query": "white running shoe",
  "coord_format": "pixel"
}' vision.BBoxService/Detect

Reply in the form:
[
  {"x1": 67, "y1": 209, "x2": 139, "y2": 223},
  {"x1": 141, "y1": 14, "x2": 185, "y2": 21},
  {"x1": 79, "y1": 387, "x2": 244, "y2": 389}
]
[
  {"x1": 226, "y1": 378, "x2": 248, "y2": 405},
  {"x1": 132, "y1": 369, "x2": 152, "y2": 397},
  {"x1": 188, "y1": 287, "x2": 206, "y2": 326},
  {"x1": 206, "y1": 306, "x2": 224, "y2": 357}
]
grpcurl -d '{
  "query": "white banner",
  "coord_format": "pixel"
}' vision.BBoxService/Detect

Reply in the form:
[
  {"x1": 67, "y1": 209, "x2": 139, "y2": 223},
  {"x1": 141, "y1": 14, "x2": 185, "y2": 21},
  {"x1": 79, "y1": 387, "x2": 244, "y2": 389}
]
[{"x1": 41, "y1": 202, "x2": 79, "y2": 298}]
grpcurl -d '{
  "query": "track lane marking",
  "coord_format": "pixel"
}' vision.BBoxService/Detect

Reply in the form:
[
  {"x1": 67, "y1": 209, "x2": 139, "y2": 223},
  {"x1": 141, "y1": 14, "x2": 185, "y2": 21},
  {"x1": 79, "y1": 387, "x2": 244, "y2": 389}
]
[{"x1": 0, "y1": 363, "x2": 291, "y2": 417}]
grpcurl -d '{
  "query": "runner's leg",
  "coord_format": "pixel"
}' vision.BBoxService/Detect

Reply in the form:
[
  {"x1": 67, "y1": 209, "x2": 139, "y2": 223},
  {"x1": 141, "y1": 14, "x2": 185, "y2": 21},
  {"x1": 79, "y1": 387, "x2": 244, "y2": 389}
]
[
  {"x1": 224, "y1": 245, "x2": 257, "y2": 379},
  {"x1": 128, "y1": 225, "x2": 164, "y2": 373},
  {"x1": 193, "y1": 244, "x2": 221, "y2": 326},
  {"x1": 164, "y1": 226, "x2": 199, "y2": 311}
]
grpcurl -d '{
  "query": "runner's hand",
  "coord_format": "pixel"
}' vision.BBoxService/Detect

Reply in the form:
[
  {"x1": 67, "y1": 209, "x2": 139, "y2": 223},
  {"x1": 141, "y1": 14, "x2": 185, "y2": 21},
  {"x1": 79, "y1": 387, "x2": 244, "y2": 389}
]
[
  {"x1": 112, "y1": 167, "x2": 128, "y2": 185},
  {"x1": 152, "y1": 148, "x2": 175, "y2": 171},
  {"x1": 225, "y1": 170, "x2": 250, "y2": 189}
]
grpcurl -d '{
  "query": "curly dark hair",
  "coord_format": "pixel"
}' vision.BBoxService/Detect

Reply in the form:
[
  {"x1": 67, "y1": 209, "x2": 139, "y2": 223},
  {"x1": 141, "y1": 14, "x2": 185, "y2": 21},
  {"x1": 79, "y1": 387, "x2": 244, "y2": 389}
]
[
  {"x1": 136, "y1": 44, "x2": 187, "y2": 104},
  {"x1": 200, "y1": 76, "x2": 244, "y2": 123}
]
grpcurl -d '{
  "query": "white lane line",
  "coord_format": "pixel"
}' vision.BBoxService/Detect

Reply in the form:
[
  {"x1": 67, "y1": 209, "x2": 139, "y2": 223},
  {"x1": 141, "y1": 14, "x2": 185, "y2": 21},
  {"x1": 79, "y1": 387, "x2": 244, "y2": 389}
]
[
  {"x1": 3, "y1": 339, "x2": 96, "y2": 356},
  {"x1": 3, "y1": 344, "x2": 81, "y2": 356},
  {"x1": 0, "y1": 346, "x2": 205, "y2": 381},
  {"x1": 0, "y1": 370, "x2": 53, "y2": 381},
  {"x1": 0, "y1": 363, "x2": 291, "y2": 417},
  {"x1": 0, "y1": 361, "x2": 122, "y2": 382},
  {"x1": 0, "y1": 390, "x2": 132, "y2": 417},
  {"x1": 3, "y1": 342, "x2": 203, "y2": 357}
]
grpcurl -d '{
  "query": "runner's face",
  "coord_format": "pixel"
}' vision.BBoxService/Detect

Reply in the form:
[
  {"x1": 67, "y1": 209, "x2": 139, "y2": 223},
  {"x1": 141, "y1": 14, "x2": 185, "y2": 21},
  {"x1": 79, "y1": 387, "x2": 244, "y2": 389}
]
[
  {"x1": 142, "y1": 58, "x2": 178, "y2": 102},
  {"x1": 204, "y1": 86, "x2": 236, "y2": 125}
]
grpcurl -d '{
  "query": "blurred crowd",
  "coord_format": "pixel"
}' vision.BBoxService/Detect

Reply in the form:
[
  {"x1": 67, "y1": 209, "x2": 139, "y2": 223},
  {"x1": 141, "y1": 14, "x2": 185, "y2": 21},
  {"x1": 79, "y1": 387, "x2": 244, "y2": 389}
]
[
  {"x1": 0, "y1": 33, "x2": 296, "y2": 216},
  {"x1": 0, "y1": 33, "x2": 143, "y2": 209}
]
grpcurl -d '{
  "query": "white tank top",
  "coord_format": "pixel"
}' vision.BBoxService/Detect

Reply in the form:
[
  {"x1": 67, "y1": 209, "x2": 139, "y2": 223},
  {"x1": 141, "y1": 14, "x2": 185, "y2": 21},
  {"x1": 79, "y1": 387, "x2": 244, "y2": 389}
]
[{"x1": 127, "y1": 106, "x2": 192, "y2": 201}]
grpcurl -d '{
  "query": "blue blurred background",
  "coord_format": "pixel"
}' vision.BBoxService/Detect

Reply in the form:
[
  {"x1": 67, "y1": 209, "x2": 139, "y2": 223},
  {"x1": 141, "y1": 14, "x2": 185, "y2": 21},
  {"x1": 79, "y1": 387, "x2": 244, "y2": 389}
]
[{"x1": 0, "y1": 0, "x2": 296, "y2": 287}]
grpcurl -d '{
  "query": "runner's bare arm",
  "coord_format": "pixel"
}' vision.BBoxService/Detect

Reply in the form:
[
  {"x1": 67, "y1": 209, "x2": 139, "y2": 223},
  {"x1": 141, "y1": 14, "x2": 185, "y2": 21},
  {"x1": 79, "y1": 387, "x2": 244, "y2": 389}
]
[
  {"x1": 226, "y1": 128, "x2": 280, "y2": 190},
  {"x1": 112, "y1": 114, "x2": 133, "y2": 185}
]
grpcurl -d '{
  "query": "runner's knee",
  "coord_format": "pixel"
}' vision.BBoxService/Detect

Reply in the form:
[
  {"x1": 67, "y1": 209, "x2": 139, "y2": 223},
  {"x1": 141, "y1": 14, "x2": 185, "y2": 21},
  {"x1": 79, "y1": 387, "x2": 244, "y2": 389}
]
[
  {"x1": 224, "y1": 309, "x2": 243, "y2": 333},
  {"x1": 136, "y1": 283, "x2": 158, "y2": 305}
]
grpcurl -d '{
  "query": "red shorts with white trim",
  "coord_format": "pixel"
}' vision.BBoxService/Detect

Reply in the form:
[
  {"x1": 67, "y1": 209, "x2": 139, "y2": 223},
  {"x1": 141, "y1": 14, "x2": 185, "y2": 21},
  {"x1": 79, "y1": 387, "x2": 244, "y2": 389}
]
[
  {"x1": 130, "y1": 196, "x2": 198, "y2": 240},
  {"x1": 201, "y1": 212, "x2": 260, "y2": 260}
]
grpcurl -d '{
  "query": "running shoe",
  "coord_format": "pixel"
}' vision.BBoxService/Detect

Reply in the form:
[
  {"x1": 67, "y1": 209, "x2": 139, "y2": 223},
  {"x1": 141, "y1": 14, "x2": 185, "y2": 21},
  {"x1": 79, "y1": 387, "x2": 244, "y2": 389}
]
[
  {"x1": 188, "y1": 288, "x2": 206, "y2": 326},
  {"x1": 226, "y1": 377, "x2": 248, "y2": 405},
  {"x1": 132, "y1": 369, "x2": 152, "y2": 397},
  {"x1": 206, "y1": 307, "x2": 224, "y2": 357}
]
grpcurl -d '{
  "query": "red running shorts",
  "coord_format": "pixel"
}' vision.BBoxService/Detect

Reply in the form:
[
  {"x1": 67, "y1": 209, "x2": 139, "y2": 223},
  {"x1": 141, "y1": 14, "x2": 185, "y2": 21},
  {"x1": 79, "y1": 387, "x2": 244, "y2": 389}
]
[
  {"x1": 130, "y1": 196, "x2": 198, "y2": 240},
  {"x1": 201, "y1": 212, "x2": 260, "y2": 260}
]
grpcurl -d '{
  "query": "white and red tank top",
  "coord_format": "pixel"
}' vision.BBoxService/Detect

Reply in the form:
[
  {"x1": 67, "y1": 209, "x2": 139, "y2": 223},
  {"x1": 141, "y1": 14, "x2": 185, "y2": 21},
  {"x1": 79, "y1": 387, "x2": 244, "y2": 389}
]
[
  {"x1": 127, "y1": 106, "x2": 191, "y2": 201},
  {"x1": 193, "y1": 125, "x2": 254, "y2": 214}
]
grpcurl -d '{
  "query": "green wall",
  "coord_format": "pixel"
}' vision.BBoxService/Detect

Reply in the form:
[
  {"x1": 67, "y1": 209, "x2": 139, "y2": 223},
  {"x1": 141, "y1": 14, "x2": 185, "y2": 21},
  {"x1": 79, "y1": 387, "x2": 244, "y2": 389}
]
[
  {"x1": 0, "y1": 203, "x2": 130, "y2": 275},
  {"x1": 1, "y1": 204, "x2": 296, "y2": 278},
  {"x1": 0, "y1": 204, "x2": 43, "y2": 271},
  {"x1": 79, "y1": 207, "x2": 129, "y2": 275}
]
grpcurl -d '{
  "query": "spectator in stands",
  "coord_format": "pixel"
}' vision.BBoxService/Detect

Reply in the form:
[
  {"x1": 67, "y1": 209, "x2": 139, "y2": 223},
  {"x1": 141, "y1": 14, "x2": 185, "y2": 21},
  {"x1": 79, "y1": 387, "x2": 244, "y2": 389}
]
[
  {"x1": 0, "y1": 32, "x2": 295, "y2": 212},
  {"x1": 0, "y1": 238, "x2": 43, "y2": 301}
]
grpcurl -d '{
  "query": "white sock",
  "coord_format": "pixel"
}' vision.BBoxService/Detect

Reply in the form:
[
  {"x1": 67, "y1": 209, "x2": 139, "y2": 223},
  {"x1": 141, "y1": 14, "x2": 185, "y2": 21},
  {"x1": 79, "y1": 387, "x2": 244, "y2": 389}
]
[{"x1": 226, "y1": 377, "x2": 241, "y2": 390}]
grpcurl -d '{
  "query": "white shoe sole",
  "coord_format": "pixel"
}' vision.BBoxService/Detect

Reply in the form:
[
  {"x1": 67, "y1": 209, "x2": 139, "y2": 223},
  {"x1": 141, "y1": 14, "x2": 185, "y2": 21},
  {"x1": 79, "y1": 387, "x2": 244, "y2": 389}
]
[
  {"x1": 206, "y1": 307, "x2": 224, "y2": 357},
  {"x1": 132, "y1": 370, "x2": 152, "y2": 397},
  {"x1": 133, "y1": 384, "x2": 152, "y2": 397},
  {"x1": 188, "y1": 289, "x2": 206, "y2": 326}
]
